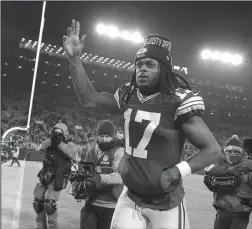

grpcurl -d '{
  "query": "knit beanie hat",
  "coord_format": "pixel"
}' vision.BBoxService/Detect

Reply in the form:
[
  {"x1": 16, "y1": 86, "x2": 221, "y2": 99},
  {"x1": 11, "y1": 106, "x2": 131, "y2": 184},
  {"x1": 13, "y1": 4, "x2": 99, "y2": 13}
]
[
  {"x1": 224, "y1": 135, "x2": 243, "y2": 153},
  {"x1": 96, "y1": 120, "x2": 115, "y2": 138},
  {"x1": 51, "y1": 123, "x2": 68, "y2": 139},
  {"x1": 135, "y1": 34, "x2": 172, "y2": 70}
]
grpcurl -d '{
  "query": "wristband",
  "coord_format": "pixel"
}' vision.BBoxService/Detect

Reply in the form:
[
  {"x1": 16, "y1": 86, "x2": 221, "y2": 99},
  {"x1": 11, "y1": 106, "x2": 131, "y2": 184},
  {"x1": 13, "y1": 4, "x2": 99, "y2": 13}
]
[{"x1": 175, "y1": 161, "x2": 192, "y2": 177}]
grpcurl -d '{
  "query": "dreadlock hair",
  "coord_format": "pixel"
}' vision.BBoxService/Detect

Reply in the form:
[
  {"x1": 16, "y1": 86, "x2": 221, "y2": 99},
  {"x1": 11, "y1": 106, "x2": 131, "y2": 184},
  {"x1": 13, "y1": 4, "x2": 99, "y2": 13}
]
[{"x1": 121, "y1": 62, "x2": 193, "y2": 107}]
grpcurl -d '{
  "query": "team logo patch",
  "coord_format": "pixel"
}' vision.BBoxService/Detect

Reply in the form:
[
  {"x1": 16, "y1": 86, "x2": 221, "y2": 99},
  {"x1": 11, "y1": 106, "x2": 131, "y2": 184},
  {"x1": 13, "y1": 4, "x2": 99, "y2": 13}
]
[{"x1": 136, "y1": 48, "x2": 148, "y2": 55}]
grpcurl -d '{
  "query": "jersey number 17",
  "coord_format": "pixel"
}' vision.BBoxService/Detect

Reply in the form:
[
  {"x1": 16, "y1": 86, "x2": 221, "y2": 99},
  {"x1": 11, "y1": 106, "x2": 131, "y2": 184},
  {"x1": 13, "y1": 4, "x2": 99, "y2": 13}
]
[{"x1": 124, "y1": 108, "x2": 161, "y2": 159}]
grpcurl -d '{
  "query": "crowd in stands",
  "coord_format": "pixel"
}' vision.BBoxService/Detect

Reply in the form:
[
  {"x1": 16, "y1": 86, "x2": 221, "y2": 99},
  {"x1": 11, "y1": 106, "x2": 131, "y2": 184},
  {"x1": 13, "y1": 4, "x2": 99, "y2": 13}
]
[
  {"x1": 2, "y1": 87, "x2": 251, "y2": 161},
  {"x1": 1, "y1": 92, "x2": 124, "y2": 159}
]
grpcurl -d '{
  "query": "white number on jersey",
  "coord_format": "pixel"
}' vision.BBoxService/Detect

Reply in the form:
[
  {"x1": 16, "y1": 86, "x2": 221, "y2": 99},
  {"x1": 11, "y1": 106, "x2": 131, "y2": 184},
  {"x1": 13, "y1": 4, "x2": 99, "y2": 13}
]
[{"x1": 124, "y1": 108, "x2": 161, "y2": 159}]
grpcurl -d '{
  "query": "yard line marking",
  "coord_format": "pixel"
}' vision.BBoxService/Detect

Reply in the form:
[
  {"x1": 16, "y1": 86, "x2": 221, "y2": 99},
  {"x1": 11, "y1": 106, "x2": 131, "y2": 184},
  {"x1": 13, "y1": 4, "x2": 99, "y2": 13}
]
[
  {"x1": 185, "y1": 186, "x2": 211, "y2": 194},
  {"x1": 11, "y1": 159, "x2": 26, "y2": 229}
]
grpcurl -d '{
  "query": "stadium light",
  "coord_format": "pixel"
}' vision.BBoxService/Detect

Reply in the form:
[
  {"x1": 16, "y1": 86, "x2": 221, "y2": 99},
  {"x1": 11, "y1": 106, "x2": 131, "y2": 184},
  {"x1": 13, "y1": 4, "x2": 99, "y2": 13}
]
[
  {"x1": 107, "y1": 26, "x2": 120, "y2": 38},
  {"x1": 96, "y1": 23, "x2": 106, "y2": 34},
  {"x1": 131, "y1": 31, "x2": 143, "y2": 44},
  {"x1": 96, "y1": 23, "x2": 144, "y2": 44},
  {"x1": 201, "y1": 49, "x2": 243, "y2": 66},
  {"x1": 120, "y1": 30, "x2": 132, "y2": 41},
  {"x1": 174, "y1": 66, "x2": 188, "y2": 75},
  {"x1": 19, "y1": 38, "x2": 187, "y2": 73}
]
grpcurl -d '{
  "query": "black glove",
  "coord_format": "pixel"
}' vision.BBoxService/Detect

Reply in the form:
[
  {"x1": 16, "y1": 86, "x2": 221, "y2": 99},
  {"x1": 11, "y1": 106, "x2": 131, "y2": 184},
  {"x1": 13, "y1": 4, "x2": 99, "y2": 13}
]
[
  {"x1": 160, "y1": 167, "x2": 181, "y2": 192},
  {"x1": 86, "y1": 173, "x2": 101, "y2": 184}
]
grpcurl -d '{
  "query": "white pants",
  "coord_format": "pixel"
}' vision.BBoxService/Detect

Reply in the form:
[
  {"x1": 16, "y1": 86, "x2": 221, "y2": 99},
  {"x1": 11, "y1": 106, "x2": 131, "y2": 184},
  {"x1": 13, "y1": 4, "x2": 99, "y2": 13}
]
[{"x1": 110, "y1": 186, "x2": 190, "y2": 229}]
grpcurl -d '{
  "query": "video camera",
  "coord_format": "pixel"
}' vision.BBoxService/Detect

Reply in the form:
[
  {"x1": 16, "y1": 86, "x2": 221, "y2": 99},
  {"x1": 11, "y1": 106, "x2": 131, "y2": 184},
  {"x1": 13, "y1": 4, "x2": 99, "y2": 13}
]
[
  {"x1": 238, "y1": 193, "x2": 252, "y2": 207},
  {"x1": 68, "y1": 161, "x2": 96, "y2": 201},
  {"x1": 204, "y1": 175, "x2": 237, "y2": 193}
]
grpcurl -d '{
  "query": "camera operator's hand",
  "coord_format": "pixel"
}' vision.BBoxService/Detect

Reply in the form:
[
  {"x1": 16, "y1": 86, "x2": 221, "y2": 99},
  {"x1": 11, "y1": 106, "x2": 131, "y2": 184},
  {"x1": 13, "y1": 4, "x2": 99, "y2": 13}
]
[{"x1": 86, "y1": 173, "x2": 101, "y2": 184}]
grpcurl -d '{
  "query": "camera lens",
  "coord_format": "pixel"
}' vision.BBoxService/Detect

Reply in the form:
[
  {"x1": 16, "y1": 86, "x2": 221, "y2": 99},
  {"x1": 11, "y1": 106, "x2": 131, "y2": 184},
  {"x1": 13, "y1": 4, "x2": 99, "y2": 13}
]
[{"x1": 81, "y1": 166, "x2": 91, "y2": 175}]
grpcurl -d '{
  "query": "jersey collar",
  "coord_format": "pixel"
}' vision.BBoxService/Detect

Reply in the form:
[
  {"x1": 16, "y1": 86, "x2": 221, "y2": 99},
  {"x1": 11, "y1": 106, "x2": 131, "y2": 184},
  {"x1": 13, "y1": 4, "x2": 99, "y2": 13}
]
[{"x1": 136, "y1": 89, "x2": 160, "y2": 103}]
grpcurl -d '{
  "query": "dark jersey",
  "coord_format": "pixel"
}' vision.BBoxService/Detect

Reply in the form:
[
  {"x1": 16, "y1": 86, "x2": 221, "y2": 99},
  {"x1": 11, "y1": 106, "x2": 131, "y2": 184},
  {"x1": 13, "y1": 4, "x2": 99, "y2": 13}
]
[{"x1": 114, "y1": 83, "x2": 205, "y2": 210}]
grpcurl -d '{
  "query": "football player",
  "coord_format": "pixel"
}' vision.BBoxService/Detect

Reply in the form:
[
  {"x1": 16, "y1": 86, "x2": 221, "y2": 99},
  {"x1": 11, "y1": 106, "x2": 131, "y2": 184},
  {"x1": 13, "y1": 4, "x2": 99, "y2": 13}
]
[{"x1": 63, "y1": 19, "x2": 222, "y2": 229}]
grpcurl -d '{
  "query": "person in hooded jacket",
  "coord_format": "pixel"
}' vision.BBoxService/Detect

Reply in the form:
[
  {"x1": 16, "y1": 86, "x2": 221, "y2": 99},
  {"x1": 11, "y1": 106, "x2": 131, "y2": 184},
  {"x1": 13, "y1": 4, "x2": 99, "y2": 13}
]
[
  {"x1": 33, "y1": 123, "x2": 77, "y2": 229},
  {"x1": 80, "y1": 120, "x2": 124, "y2": 229},
  {"x1": 204, "y1": 135, "x2": 252, "y2": 229}
]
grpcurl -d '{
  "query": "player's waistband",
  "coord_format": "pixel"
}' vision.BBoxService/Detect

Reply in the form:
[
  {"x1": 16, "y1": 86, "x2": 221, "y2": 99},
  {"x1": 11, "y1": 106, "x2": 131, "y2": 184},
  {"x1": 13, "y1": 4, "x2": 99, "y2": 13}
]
[{"x1": 127, "y1": 186, "x2": 185, "y2": 210}]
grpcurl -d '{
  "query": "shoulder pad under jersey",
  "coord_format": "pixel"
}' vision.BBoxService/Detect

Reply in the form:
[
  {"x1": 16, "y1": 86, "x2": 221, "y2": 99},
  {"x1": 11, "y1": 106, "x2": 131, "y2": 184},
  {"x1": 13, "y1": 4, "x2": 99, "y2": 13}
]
[
  {"x1": 174, "y1": 88, "x2": 205, "y2": 121},
  {"x1": 114, "y1": 82, "x2": 132, "y2": 109}
]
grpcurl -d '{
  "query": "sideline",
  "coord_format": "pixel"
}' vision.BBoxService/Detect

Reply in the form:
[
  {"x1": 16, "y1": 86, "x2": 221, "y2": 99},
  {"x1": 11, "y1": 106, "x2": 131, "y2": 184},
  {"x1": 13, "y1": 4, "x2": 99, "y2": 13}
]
[{"x1": 11, "y1": 159, "x2": 26, "y2": 229}]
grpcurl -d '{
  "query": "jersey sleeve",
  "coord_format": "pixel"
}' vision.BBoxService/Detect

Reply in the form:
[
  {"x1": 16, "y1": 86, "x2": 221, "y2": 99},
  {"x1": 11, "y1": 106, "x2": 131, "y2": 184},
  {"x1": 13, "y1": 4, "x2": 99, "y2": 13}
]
[
  {"x1": 114, "y1": 82, "x2": 131, "y2": 109},
  {"x1": 174, "y1": 89, "x2": 205, "y2": 122}
]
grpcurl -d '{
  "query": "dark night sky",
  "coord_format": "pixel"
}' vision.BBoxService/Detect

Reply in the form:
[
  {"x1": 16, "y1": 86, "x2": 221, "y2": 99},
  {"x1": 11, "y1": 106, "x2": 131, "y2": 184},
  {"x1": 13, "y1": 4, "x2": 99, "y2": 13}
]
[{"x1": 2, "y1": 1, "x2": 252, "y2": 82}]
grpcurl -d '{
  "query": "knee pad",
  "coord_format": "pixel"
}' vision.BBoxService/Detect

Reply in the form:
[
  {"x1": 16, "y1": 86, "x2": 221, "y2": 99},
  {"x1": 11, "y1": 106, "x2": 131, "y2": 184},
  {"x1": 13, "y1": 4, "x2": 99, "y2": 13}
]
[
  {"x1": 33, "y1": 197, "x2": 44, "y2": 213},
  {"x1": 44, "y1": 199, "x2": 57, "y2": 215}
]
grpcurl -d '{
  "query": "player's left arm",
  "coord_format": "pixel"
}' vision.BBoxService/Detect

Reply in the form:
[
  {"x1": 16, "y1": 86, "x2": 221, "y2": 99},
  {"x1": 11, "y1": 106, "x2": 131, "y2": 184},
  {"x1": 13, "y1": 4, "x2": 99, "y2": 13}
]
[
  {"x1": 161, "y1": 91, "x2": 222, "y2": 191},
  {"x1": 57, "y1": 141, "x2": 77, "y2": 160},
  {"x1": 180, "y1": 116, "x2": 222, "y2": 174},
  {"x1": 100, "y1": 147, "x2": 124, "y2": 185}
]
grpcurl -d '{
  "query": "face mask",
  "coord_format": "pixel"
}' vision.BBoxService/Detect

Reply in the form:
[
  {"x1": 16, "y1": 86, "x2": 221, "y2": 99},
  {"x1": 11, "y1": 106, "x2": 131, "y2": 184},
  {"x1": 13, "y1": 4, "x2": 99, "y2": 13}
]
[
  {"x1": 97, "y1": 135, "x2": 114, "y2": 150},
  {"x1": 98, "y1": 141, "x2": 114, "y2": 150},
  {"x1": 225, "y1": 150, "x2": 242, "y2": 164}
]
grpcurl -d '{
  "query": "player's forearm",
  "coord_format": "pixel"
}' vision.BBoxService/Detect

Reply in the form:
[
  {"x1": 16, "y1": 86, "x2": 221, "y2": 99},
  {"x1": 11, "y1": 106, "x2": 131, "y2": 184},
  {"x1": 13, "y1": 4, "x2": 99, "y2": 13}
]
[
  {"x1": 186, "y1": 146, "x2": 222, "y2": 174},
  {"x1": 57, "y1": 142, "x2": 76, "y2": 160},
  {"x1": 100, "y1": 172, "x2": 123, "y2": 185},
  {"x1": 69, "y1": 56, "x2": 99, "y2": 107}
]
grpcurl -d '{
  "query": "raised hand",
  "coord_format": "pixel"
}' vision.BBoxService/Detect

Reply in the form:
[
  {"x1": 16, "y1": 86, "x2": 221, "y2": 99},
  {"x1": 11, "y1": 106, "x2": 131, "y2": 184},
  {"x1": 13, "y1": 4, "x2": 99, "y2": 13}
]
[{"x1": 63, "y1": 19, "x2": 86, "y2": 57}]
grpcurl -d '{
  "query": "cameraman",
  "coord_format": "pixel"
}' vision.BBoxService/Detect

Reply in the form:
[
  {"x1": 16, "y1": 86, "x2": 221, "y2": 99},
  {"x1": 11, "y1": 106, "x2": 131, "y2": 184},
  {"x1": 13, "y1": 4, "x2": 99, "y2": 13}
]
[
  {"x1": 33, "y1": 123, "x2": 77, "y2": 229},
  {"x1": 204, "y1": 135, "x2": 252, "y2": 229},
  {"x1": 80, "y1": 120, "x2": 124, "y2": 229}
]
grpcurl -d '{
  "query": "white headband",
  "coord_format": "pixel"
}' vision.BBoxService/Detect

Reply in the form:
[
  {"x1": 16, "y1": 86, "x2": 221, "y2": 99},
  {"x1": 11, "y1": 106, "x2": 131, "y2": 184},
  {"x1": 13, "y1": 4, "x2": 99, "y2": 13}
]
[{"x1": 224, "y1": 145, "x2": 242, "y2": 153}]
